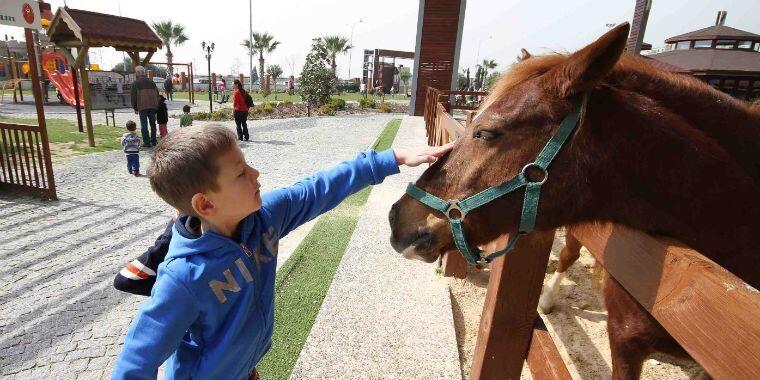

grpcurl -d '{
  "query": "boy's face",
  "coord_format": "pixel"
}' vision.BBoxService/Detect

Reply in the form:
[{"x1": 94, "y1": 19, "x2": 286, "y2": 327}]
[{"x1": 201, "y1": 145, "x2": 262, "y2": 229}]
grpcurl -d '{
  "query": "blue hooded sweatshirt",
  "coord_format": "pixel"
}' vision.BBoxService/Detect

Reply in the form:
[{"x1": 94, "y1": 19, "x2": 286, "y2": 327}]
[{"x1": 112, "y1": 149, "x2": 399, "y2": 379}]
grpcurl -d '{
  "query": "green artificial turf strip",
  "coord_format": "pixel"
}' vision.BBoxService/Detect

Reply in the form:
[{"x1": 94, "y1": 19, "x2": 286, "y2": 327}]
[{"x1": 257, "y1": 118, "x2": 401, "y2": 379}]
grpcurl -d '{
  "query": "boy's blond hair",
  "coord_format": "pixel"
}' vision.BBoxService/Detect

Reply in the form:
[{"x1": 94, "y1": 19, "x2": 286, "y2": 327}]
[{"x1": 148, "y1": 125, "x2": 237, "y2": 216}]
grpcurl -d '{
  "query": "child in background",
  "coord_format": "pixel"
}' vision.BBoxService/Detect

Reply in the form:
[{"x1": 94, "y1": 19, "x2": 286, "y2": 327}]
[
  {"x1": 157, "y1": 95, "x2": 169, "y2": 137},
  {"x1": 120, "y1": 121, "x2": 141, "y2": 176},
  {"x1": 179, "y1": 104, "x2": 193, "y2": 127}
]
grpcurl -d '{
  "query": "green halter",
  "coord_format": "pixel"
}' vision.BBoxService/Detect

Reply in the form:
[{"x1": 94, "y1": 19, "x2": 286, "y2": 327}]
[{"x1": 406, "y1": 97, "x2": 585, "y2": 265}]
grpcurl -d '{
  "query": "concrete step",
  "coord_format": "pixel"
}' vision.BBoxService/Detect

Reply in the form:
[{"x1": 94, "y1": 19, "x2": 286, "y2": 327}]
[{"x1": 290, "y1": 116, "x2": 460, "y2": 379}]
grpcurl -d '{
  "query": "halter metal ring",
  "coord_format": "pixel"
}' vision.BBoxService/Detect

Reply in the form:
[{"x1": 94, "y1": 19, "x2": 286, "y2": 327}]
[
  {"x1": 445, "y1": 202, "x2": 466, "y2": 221},
  {"x1": 521, "y1": 163, "x2": 548, "y2": 185}
]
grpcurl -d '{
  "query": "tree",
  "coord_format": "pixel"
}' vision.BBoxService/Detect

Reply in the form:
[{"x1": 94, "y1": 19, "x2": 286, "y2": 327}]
[
  {"x1": 485, "y1": 71, "x2": 501, "y2": 89},
  {"x1": 322, "y1": 35, "x2": 351, "y2": 76},
  {"x1": 112, "y1": 57, "x2": 167, "y2": 77},
  {"x1": 457, "y1": 69, "x2": 468, "y2": 90},
  {"x1": 480, "y1": 59, "x2": 497, "y2": 88},
  {"x1": 243, "y1": 32, "x2": 280, "y2": 88},
  {"x1": 151, "y1": 21, "x2": 189, "y2": 75},
  {"x1": 399, "y1": 67, "x2": 412, "y2": 96},
  {"x1": 298, "y1": 38, "x2": 334, "y2": 116},
  {"x1": 266, "y1": 64, "x2": 283, "y2": 94}
]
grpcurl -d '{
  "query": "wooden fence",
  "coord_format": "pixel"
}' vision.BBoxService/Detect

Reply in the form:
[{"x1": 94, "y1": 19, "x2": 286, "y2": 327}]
[
  {"x1": 0, "y1": 29, "x2": 57, "y2": 200},
  {"x1": 421, "y1": 89, "x2": 760, "y2": 379}
]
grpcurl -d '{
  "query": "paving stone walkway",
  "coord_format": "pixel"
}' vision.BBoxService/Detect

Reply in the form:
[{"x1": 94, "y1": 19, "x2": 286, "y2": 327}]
[{"x1": 0, "y1": 114, "x2": 395, "y2": 379}]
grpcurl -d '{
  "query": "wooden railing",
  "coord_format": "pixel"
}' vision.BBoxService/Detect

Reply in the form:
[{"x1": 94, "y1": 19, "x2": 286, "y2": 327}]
[
  {"x1": 423, "y1": 87, "x2": 487, "y2": 146},
  {"x1": 0, "y1": 122, "x2": 56, "y2": 199},
  {"x1": 420, "y1": 88, "x2": 760, "y2": 379}
]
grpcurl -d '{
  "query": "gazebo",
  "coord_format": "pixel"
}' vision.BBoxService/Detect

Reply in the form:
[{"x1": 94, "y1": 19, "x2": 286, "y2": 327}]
[{"x1": 46, "y1": 7, "x2": 162, "y2": 146}]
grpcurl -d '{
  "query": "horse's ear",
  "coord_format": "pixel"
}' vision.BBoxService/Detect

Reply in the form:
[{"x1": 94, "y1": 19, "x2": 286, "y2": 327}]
[
  {"x1": 547, "y1": 22, "x2": 630, "y2": 98},
  {"x1": 518, "y1": 48, "x2": 531, "y2": 62}
]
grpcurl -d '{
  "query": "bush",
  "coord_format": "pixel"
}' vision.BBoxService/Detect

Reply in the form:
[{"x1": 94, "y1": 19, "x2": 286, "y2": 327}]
[
  {"x1": 379, "y1": 102, "x2": 392, "y2": 113},
  {"x1": 282, "y1": 99, "x2": 293, "y2": 105},
  {"x1": 261, "y1": 102, "x2": 274, "y2": 114},
  {"x1": 320, "y1": 104, "x2": 335, "y2": 116},
  {"x1": 191, "y1": 108, "x2": 232, "y2": 121},
  {"x1": 336, "y1": 82, "x2": 360, "y2": 93},
  {"x1": 358, "y1": 97, "x2": 376, "y2": 109},
  {"x1": 249, "y1": 107, "x2": 262, "y2": 116},
  {"x1": 328, "y1": 98, "x2": 346, "y2": 111}
]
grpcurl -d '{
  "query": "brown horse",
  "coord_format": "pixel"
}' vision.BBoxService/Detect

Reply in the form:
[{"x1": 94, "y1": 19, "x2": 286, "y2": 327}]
[{"x1": 388, "y1": 23, "x2": 760, "y2": 379}]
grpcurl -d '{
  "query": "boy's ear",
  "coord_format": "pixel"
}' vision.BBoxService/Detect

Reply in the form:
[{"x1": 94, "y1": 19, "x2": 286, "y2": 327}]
[{"x1": 191, "y1": 193, "x2": 215, "y2": 218}]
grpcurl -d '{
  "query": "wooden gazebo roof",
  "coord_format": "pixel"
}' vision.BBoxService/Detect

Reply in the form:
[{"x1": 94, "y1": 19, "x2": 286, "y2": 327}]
[
  {"x1": 47, "y1": 7, "x2": 162, "y2": 52},
  {"x1": 665, "y1": 25, "x2": 760, "y2": 44}
]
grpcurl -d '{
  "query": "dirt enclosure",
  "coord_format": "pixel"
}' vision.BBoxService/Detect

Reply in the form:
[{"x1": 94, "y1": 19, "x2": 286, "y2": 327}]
[{"x1": 446, "y1": 229, "x2": 704, "y2": 379}]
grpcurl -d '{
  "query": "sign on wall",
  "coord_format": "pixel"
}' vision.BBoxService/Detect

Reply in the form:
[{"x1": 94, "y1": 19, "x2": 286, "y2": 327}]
[{"x1": 0, "y1": 0, "x2": 42, "y2": 30}]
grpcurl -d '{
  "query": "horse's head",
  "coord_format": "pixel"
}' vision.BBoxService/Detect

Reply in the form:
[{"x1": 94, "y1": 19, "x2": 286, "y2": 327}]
[{"x1": 389, "y1": 23, "x2": 630, "y2": 262}]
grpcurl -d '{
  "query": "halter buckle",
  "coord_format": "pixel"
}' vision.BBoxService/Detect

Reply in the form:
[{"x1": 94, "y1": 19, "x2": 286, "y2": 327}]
[
  {"x1": 521, "y1": 163, "x2": 548, "y2": 185},
  {"x1": 445, "y1": 201, "x2": 466, "y2": 221}
]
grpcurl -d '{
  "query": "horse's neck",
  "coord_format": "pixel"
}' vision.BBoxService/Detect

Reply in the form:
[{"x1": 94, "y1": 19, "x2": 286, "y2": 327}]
[{"x1": 582, "y1": 87, "x2": 760, "y2": 263}]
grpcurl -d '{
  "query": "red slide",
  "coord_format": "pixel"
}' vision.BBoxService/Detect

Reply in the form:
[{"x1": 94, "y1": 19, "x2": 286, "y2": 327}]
[{"x1": 41, "y1": 52, "x2": 83, "y2": 108}]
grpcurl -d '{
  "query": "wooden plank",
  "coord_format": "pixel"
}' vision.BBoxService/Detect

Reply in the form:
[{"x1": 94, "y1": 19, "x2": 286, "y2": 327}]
[
  {"x1": 437, "y1": 104, "x2": 465, "y2": 138},
  {"x1": 527, "y1": 317, "x2": 572, "y2": 380},
  {"x1": 569, "y1": 222, "x2": 760, "y2": 379},
  {"x1": 471, "y1": 230, "x2": 556, "y2": 380},
  {"x1": 78, "y1": 56, "x2": 96, "y2": 148},
  {"x1": 442, "y1": 251, "x2": 467, "y2": 278}
]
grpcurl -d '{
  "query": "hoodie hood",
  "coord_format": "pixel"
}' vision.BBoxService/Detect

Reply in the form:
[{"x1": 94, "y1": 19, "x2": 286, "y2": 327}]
[{"x1": 166, "y1": 215, "x2": 254, "y2": 260}]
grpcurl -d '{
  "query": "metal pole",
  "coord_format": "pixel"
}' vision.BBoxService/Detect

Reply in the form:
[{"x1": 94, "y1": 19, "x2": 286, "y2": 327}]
[
  {"x1": 249, "y1": 0, "x2": 254, "y2": 92},
  {"x1": 207, "y1": 48, "x2": 212, "y2": 112}
]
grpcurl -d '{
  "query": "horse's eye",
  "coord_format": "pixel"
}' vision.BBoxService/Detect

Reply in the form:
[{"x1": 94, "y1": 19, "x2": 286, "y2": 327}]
[{"x1": 473, "y1": 130, "x2": 499, "y2": 141}]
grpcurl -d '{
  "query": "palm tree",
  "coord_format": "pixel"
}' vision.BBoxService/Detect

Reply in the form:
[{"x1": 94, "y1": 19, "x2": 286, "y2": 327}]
[
  {"x1": 323, "y1": 35, "x2": 352, "y2": 76},
  {"x1": 266, "y1": 64, "x2": 283, "y2": 94},
  {"x1": 151, "y1": 21, "x2": 189, "y2": 75},
  {"x1": 480, "y1": 59, "x2": 498, "y2": 88},
  {"x1": 242, "y1": 32, "x2": 280, "y2": 87}
]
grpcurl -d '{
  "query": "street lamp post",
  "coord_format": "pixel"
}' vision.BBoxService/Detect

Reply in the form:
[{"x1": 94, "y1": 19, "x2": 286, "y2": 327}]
[
  {"x1": 475, "y1": 35, "x2": 492, "y2": 70},
  {"x1": 201, "y1": 41, "x2": 215, "y2": 112},
  {"x1": 347, "y1": 18, "x2": 363, "y2": 80},
  {"x1": 249, "y1": 0, "x2": 254, "y2": 92}
]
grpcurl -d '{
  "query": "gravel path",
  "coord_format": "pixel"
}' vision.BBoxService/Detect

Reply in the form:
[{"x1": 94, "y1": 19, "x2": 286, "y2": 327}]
[
  {"x1": 291, "y1": 116, "x2": 460, "y2": 379},
  {"x1": 0, "y1": 114, "x2": 395, "y2": 379}
]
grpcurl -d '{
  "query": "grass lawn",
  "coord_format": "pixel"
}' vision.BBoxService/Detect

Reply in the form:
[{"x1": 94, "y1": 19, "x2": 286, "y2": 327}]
[
  {"x1": 257, "y1": 118, "x2": 402, "y2": 379},
  {"x1": 0, "y1": 117, "x2": 124, "y2": 159},
  {"x1": 172, "y1": 91, "x2": 409, "y2": 103}
]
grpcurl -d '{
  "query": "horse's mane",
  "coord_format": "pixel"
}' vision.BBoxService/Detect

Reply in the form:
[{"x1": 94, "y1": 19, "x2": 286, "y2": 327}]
[{"x1": 483, "y1": 53, "x2": 759, "y2": 117}]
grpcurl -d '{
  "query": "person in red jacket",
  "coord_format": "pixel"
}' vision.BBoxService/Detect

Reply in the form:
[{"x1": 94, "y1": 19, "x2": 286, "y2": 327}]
[{"x1": 232, "y1": 79, "x2": 250, "y2": 141}]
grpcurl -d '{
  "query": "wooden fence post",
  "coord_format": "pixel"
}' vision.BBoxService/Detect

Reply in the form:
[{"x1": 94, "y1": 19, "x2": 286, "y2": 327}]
[{"x1": 471, "y1": 230, "x2": 556, "y2": 379}]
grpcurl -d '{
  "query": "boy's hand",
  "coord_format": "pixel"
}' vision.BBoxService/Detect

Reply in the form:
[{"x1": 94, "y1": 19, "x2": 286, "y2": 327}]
[{"x1": 394, "y1": 142, "x2": 454, "y2": 167}]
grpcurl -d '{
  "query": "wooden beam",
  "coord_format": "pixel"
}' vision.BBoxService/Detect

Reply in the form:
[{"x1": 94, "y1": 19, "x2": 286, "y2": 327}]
[
  {"x1": 569, "y1": 222, "x2": 760, "y2": 380},
  {"x1": 442, "y1": 251, "x2": 467, "y2": 278},
  {"x1": 126, "y1": 52, "x2": 140, "y2": 69},
  {"x1": 527, "y1": 317, "x2": 572, "y2": 380},
  {"x1": 59, "y1": 49, "x2": 76, "y2": 67},
  {"x1": 78, "y1": 57, "x2": 95, "y2": 147},
  {"x1": 470, "y1": 230, "x2": 556, "y2": 379},
  {"x1": 141, "y1": 50, "x2": 155, "y2": 67},
  {"x1": 74, "y1": 46, "x2": 89, "y2": 70}
]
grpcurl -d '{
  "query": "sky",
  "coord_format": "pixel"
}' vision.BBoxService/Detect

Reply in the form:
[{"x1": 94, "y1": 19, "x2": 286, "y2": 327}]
[{"x1": 1, "y1": 0, "x2": 758, "y2": 79}]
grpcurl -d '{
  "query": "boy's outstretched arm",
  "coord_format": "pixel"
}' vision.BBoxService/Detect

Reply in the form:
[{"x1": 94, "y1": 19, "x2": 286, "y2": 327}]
[{"x1": 263, "y1": 143, "x2": 453, "y2": 238}]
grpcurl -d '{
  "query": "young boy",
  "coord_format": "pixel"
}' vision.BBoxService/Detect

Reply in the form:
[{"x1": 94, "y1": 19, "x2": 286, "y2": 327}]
[
  {"x1": 112, "y1": 125, "x2": 451, "y2": 379},
  {"x1": 179, "y1": 104, "x2": 193, "y2": 127},
  {"x1": 120, "y1": 121, "x2": 141, "y2": 176}
]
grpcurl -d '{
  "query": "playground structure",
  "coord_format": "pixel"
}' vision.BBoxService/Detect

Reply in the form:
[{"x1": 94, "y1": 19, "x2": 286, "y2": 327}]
[
  {"x1": 46, "y1": 7, "x2": 162, "y2": 147},
  {"x1": 362, "y1": 49, "x2": 414, "y2": 95},
  {"x1": 147, "y1": 61, "x2": 196, "y2": 103}
]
